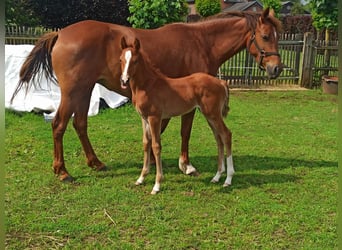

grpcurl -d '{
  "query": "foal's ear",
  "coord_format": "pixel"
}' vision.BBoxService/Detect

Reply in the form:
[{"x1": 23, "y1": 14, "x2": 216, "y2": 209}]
[
  {"x1": 120, "y1": 36, "x2": 128, "y2": 50},
  {"x1": 134, "y1": 38, "x2": 140, "y2": 51}
]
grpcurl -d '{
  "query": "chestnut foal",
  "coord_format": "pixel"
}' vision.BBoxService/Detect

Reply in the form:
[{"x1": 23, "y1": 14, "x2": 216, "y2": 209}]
[{"x1": 120, "y1": 37, "x2": 234, "y2": 194}]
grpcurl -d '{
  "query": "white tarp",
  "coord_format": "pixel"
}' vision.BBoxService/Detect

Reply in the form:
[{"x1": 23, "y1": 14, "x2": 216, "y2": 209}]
[{"x1": 5, "y1": 45, "x2": 129, "y2": 120}]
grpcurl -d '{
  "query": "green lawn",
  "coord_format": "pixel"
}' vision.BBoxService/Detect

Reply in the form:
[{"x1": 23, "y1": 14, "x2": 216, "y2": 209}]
[{"x1": 5, "y1": 90, "x2": 338, "y2": 249}]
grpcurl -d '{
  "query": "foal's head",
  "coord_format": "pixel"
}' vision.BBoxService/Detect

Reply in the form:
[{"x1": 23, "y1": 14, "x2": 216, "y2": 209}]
[
  {"x1": 247, "y1": 8, "x2": 282, "y2": 79},
  {"x1": 119, "y1": 37, "x2": 141, "y2": 89}
]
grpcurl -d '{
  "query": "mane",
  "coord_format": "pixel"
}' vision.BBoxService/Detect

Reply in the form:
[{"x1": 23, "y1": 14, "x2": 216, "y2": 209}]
[{"x1": 202, "y1": 10, "x2": 282, "y2": 33}]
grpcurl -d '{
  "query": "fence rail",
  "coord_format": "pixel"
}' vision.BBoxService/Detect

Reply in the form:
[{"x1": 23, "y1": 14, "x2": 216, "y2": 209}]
[{"x1": 5, "y1": 25, "x2": 338, "y2": 88}]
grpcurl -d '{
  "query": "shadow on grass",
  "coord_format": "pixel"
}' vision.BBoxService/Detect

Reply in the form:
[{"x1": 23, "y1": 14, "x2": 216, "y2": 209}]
[
  {"x1": 74, "y1": 154, "x2": 336, "y2": 190},
  {"x1": 190, "y1": 154, "x2": 337, "y2": 172}
]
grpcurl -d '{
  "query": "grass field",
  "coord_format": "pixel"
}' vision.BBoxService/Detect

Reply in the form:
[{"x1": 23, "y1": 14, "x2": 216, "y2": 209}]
[{"x1": 5, "y1": 90, "x2": 338, "y2": 249}]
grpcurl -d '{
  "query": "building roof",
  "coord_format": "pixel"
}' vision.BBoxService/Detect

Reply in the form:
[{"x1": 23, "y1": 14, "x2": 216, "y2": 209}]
[{"x1": 223, "y1": 1, "x2": 263, "y2": 12}]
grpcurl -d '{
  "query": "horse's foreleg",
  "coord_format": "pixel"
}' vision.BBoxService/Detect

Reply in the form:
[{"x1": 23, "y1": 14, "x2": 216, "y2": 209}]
[
  {"x1": 136, "y1": 119, "x2": 151, "y2": 185},
  {"x1": 179, "y1": 109, "x2": 198, "y2": 176},
  {"x1": 72, "y1": 91, "x2": 106, "y2": 171},
  {"x1": 149, "y1": 118, "x2": 170, "y2": 165},
  {"x1": 148, "y1": 117, "x2": 163, "y2": 195}
]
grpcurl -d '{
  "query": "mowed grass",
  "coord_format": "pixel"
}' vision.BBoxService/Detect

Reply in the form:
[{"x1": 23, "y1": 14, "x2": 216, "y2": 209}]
[{"x1": 5, "y1": 90, "x2": 338, "y2": 249}]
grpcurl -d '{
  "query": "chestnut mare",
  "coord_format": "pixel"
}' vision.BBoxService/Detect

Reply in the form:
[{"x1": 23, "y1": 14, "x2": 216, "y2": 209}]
[
  {"x1": 11, "y1": 9, "x2": 282, "y2": 182},
  {"x1": 120, "y1": 37, "x2": 233, "y2": 194}
]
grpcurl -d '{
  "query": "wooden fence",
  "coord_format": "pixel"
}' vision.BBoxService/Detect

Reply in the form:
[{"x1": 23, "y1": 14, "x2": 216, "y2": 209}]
[
  {"x1": 219, "y1": 32, "x2": 338, "y2": 88},
  {"x1": 5, "y1": 25, "x2": 338, "y2": 88},
  {"x1": 5, "y1": 25, "x2": 59, "y2": 45}
]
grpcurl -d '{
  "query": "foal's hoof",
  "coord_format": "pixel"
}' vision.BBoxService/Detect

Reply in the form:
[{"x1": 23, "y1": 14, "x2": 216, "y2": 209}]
[
  {"x1": 151, "y1": 189, "x2": 159, "y2": 195},
  {"x1": 189, "y1": 170, "x2": 200, "y2": 177},
  {"x1": 223, "y1": 182, "x2": 231, "y2": 187},
  {"x1": 211, "y1": 178, "x2": 219, "y2": 184}
]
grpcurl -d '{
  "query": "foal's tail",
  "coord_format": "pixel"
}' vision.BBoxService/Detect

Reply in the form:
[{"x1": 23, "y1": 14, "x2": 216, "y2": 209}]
[
  {"x1": 10, "y1": 31, "x2": 59, "y2": 103},
  {"x1": 221, "y1": 80, "x2": 230, "y2": 118}
]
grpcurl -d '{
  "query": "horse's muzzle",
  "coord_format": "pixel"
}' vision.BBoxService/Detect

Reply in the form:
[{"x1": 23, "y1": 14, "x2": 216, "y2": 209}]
[
  {"x1": 266, "y1": 64, "x2": 282, "y2": 79},
  {"x1": 120, "y1": 78, "x2": 129, "y2": 89}
]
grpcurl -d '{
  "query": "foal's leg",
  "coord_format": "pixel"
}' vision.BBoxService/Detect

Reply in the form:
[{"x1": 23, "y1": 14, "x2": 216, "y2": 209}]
[
  {"x1": 72, "y1": 89, "x2": 106, "y2": 171},
  {"x1": 136, "y1": 118, "x2": 152, "y2": 185},
  {"x1": 214, "y1": 118, "x2": 235, "y2": 186},
  {"x1": 207, "y1": 121, "x2": 226, "y2": 184},
  {"x1": 179, "y1": 109, "x2": 199, "y2": 175},
  {"x1": 221, "y1": 125, "x2": 234, "y2": 187},
  {"x1": 148, "y1": 117, "x2": 164, "y2": 195}
]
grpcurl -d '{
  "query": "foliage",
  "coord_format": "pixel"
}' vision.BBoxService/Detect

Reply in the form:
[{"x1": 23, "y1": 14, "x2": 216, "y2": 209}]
[
  {"x1": 5, "y1": 91, "x2": 337, "y2": 249},
  {"x1": 280, "y1": 15, "x2": 315, "y2": 34},
  {"x1": 261, "y1": 0, "x2": 282, "y2": 16},
  {"x1": 195, "y1": 0, "x2": 221, "y2": 18},
  {"x1": 5, "y1": 0, "x2": 130, "y2": 28},
  {"x1": 290, "y1": 1, "x2": 307, "y2": 15},
  {"x1": 310, "y1": 0, "x2": 337, "y2": 31},
  {"x1": 5, "y1": 0, "x2": 39, "y2": 26},
  {"x1": 127, "y1": 0, "x2": 188, "y2": 29}
]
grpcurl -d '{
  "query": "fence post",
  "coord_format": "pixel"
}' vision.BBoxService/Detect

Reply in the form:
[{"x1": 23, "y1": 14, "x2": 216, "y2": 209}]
[{"x1": 299, "y1": 32, "x2": 314, "y2": 88}]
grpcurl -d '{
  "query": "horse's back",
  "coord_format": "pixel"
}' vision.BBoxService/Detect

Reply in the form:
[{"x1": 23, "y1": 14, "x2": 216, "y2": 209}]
[{"x1": 51, "y1": 20, "x2": 134, "y2": 93}]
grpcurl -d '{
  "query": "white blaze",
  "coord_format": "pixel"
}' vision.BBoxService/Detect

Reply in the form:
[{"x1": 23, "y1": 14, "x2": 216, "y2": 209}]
[{"x1": 121, "y1": 50, "x2": 132, "y2": 83}]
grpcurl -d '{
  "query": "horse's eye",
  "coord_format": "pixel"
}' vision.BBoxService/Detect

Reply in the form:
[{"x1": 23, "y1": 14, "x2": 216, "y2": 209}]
[{"x1": 262, "y1": 35, "x2": 269, "y2": 41}]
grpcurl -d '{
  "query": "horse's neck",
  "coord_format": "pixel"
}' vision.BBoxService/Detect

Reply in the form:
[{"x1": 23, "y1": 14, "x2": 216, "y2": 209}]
[
  {"x1": 201, "y1": 18, "x2": 251, "y2": 65},
  {"x1": 131, "y1": 56, "x2": 162, "y2": 93}
]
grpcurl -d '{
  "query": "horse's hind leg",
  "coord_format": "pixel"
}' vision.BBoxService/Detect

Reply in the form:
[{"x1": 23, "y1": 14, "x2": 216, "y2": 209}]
[
  {"x1": 52, "y1": 98, "x2": 75, "y2": 182},
  {"x1": 72, "y1": 89, "x2": 106, "y2": 171},
  {"x1": 216, "y1": 120, "x2": 234, "y2": 187},
  {"x1": 222, "y1": 126, "x2": 234, "y2": 187},
  {"x1": 207, "y1": 121, "x2": 226, "y2": 184},
  {"x1": 178, "y1": 109, "x2": 199, "y2": 176}
]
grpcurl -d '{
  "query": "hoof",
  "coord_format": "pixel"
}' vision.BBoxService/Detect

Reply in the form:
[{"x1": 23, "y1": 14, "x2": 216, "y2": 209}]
[
  {"x1": 151, "y1": 189, "x2": 159, "y2": 195},
  {"x1": 135, "y1": 181, "x2": 143, "y2": 186},
  {"x1": 96, "y1": 165, "x2": 107, "y2": 171},
  {"x1": 223, "y1": 182, "x2": 231, "y2": 187},
  {"x1": 60, "y1": 175, "x2": 75, "y2": 183},
  {"x1": 189, "y1": 170, "x2": 200, "y2": 177},
  {"x1": 211, "y1": 178, "x2": 219, "y2": 183}
]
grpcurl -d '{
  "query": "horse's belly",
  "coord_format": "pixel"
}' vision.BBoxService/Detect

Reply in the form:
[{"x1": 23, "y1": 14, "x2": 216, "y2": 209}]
[{"x1": 161, "y1": 103, "x2": 197, "y2": 119}]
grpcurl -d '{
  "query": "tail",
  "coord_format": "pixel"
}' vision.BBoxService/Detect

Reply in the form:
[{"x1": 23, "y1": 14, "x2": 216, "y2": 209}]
[
  {"x1": 221, "y1": 80, "x2": 230, "y2": 118},
  {"x1": 10, "y1": 31, "x2": 59, "y2": 103}
]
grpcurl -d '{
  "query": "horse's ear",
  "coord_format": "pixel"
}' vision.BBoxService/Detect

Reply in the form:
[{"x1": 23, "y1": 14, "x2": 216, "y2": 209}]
[
  {"x1": 261, "y1": 7, "x2": 270, "y2": 22},
  {"x1": 269, "y1": 8, "x2": 275, "y2": 17},
  {"x1": 121, "y1": 36, "x2": 128, "y2": 50},
  {"x1": 134, "y1": 38, "x2": 140, "y2": 51}
]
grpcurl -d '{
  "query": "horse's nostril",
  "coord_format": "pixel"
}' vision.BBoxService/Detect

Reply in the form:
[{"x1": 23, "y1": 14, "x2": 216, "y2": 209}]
[{"x1": 274, "y1": 66, "x2": 279, "y2": 75}]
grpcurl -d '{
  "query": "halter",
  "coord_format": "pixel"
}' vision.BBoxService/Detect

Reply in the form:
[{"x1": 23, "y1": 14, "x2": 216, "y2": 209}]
[{"x1": 248, "y1": 32, "x2": 280, "y2": 71}]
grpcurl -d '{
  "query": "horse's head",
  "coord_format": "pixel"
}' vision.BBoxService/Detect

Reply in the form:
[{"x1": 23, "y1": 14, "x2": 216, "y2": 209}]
[
  {"x1": 120, "y1": 36, "x2": 141, "y2": 89},
  {"x1": 248, "y1": 8, "x2": 282, "y2": 79}
]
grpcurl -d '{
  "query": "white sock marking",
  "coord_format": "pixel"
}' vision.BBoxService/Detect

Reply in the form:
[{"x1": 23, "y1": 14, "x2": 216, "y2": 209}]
[{"x1": 224, "y1": 155, "x2": 235, "y2": 186}]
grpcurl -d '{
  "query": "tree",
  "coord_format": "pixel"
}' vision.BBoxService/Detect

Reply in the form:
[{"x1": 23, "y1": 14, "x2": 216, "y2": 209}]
[
  {"x1": 5, "y1": 0, "x2": 39, "y2": 26},
  {"x1": 195, "y1": 0, "x2": 221, "y2": 18},
  {"x1": 261, "y1": 0, "x2": 281, "y2": 17},
  {"x1": 127, "y1": 0, "x2": 188, "y2": 29},
  {"x1": 309, "y1": 0, "x2": 337, "y2": 74},
  {"x1": 310, "y1": 0, "x2": 337, "y2": 32},
  {"x1": 291, "y1": 1, "x2": 307, "y2": 15},
  {"x1": 6, "y1": 0, "x2": 130, "y2": 28}
]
